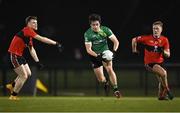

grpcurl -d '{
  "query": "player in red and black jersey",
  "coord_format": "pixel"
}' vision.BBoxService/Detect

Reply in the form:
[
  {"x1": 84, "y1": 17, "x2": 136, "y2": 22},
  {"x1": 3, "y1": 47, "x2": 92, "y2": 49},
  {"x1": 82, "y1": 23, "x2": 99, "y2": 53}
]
[
  {"x1": 6, "y1": 16, "x2": 62, "y2": 100},
  {"x1": 132, "y1": 21, "x2": 174, "y2": 100}
]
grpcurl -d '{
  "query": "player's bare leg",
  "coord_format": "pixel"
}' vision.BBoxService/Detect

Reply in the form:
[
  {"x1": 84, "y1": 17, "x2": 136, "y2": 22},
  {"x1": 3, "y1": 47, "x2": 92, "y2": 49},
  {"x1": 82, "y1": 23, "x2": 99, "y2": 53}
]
[
  {"x1": 103, "y1": 61, "x2": 121, "y2": 98},
  {"x1": 93, "y1": 66, "x2": 106, "y2": 83},
  {"x1": 153, "y1": 64, "x2": 174, "y2": 100},
  {"x1": 6, "y1": 73, "x2": 24, "y2": 94},
  {"x1": 9, "y1": 64, "x2": 29, "y2": 100},
  {"x1": 156, "y1": 76, "x2": 168, "y2": 100},
  {"x1": 93, "y1": 66, "x2": 110, "y2": 96}
]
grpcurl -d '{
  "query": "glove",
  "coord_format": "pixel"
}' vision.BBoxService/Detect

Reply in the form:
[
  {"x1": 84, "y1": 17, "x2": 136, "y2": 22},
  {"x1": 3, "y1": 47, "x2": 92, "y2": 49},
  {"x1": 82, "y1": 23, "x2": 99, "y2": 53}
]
[
  {"x1": 36, "y1": 62, "x2": 44, "y2": 70},
  {"x1": 96, "y1": 53, "x2": 106, "y2": 62},
  {"x1": 96, "y1": 53, "x2": 102, "y2": 61},
  {"x1": 56, "y1": 42, "x2": 63, "y2": 52},
  {"x1": 112, "y1": 50, "x2": 117, "y2": 58}
]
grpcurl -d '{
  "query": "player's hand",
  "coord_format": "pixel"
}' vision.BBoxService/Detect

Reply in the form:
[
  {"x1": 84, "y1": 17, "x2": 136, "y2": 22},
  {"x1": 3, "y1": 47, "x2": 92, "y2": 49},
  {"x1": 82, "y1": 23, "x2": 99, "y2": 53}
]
[
  {"x1": 56, "y1": 42, "x2": 63, "y2": 52},
  {"x1": 96, "y1": 53, "x2": 106, "y2": 62},
  {"x1": 36, "y1": 62, "x2": 44, "y2": 70},
  {"x1": 96, "y1": 53, "x2": 103, "y2": 61},
  {"x1": 132, "y1": 50, "x2": 140, "y2": 56},
  {"x1": 132, "y1": 48, "x2": 139, "y2": 53}
]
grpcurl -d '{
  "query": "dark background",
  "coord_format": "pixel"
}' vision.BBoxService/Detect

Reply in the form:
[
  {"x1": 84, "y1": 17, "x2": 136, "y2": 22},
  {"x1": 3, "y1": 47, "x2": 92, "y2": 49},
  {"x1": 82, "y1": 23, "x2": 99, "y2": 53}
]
[{"x1": 0, "y1": 0, "x2": 180, "y2": 66}]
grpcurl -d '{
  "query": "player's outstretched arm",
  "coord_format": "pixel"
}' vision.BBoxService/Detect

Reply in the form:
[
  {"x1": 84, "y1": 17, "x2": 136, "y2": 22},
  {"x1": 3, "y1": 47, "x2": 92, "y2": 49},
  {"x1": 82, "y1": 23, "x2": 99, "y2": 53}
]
[
  {"x1": 132, "y1": 37, "x2": 138, "y2": 53},
  {"x1": 34, "y1": 34, "x2": 63, "y2": 52},
  {"x1": 34, "y1": 35, "x2": 57, "y2": 45}
]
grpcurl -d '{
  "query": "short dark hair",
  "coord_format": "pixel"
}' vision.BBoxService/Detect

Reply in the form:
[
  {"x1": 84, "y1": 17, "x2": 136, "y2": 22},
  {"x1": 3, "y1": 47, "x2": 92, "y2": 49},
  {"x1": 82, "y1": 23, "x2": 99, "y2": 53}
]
[
  {"x1": 88, "y1": 13, "x2": 101, "y2": 24},
  {"x1": 25, "y1": 16, "x2": 37, "y2": 25},
  {"x1": 153, "y1": 21, "x2": 163, "y2": 27}
]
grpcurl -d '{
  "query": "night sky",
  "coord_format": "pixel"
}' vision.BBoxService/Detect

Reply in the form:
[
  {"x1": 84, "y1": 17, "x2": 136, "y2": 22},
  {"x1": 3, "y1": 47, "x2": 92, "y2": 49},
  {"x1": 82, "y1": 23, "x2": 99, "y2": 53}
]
[{"x1": 0, "y1": 0, "x2": 180, "y2": 66}]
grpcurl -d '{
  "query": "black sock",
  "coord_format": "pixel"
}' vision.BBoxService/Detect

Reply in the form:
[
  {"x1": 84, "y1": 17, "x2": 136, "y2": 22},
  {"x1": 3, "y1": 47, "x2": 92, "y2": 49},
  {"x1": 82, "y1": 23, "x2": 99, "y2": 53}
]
[
  {"x1": 12, "y1": 91, "x2": 18, "y2": 96},
  {"x1": 104, "y1": 80, "x2": 108, "y2": 85},
  {"x1": 12, "y1": 82, "x2": 15, "y2": 87}
]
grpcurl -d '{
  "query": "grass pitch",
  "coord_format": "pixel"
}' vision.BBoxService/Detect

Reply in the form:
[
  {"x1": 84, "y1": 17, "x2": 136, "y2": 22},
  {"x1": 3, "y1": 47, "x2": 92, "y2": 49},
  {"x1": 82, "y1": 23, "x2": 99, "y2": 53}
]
[{"x1": 0, "y1": 96, "x2": 179, "y2": 112}]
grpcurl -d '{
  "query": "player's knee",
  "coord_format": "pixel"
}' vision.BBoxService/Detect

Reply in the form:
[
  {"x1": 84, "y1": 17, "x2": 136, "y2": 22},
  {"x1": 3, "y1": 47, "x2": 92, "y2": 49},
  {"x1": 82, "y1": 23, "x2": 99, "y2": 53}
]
[
  {"x1": 27, "y1": 70, "x2": 32, "y2": 76},
  {"x1": 98, "y1": 76, "x2": 106, "y2": 83},
  {"x1": 106, "y1": 67, "x2": 114, "y2": 73},
  {"x1": 160, "y1": 70, "x2": 167, "y2": 78},
  {"x1": 163, "y1": 70, "x2": 167, "y2": 77},
  {"x1": 21, "y1": 73, "x2": 28, "y2": 80}
]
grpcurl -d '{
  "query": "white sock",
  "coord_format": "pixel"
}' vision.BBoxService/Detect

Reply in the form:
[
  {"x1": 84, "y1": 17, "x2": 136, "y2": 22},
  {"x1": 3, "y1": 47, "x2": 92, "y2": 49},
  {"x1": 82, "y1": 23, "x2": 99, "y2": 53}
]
[{"x1": 13, "y1": 76, "x2": 27, "y2": 93}]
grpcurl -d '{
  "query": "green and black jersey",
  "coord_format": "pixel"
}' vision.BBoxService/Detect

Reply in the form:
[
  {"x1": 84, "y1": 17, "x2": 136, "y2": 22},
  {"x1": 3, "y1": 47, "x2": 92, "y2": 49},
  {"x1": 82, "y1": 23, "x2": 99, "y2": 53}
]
[{"x1": 84, "y1": 26, "x2": 113, "y2": 54}]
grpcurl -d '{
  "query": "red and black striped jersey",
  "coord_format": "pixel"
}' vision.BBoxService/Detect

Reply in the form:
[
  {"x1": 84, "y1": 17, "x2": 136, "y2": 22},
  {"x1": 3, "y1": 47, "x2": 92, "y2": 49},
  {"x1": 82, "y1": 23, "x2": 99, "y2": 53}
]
[
  {"x1": 8, "y1": 27, "x2": 37, "y2": 56},
  {"x1": 136, "y1": 35, "x2": 170, "y2": 64}
]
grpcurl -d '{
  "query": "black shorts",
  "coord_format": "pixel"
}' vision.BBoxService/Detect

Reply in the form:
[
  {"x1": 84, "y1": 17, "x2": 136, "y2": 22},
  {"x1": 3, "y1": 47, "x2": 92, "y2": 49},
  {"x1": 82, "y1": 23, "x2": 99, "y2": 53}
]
[
  {"x1": 9, "y1": 53, "x2": 27, "y2": 69},
  {"x1": 88, "y1": 55, "x2": 103, "y2": 68},
  {"x1": 145, "y1": 63, "x2": 166, "y2": 72}
]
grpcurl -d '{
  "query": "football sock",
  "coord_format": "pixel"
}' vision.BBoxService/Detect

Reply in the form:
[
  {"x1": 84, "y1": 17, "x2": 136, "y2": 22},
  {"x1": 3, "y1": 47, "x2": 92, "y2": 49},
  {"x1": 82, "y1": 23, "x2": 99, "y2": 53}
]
[
  {"x1": 13, "y1": 76, "x2": 27, "y2": 93},
  {"x1": 12, "y1": 91, "x2": 18, "y2": 96},
  {"x1": 12, "y1": 81, "x2": 15, "y2": 87},
  {"x1": 113, "y1": 85, "x2": 118, "y2": 92}
]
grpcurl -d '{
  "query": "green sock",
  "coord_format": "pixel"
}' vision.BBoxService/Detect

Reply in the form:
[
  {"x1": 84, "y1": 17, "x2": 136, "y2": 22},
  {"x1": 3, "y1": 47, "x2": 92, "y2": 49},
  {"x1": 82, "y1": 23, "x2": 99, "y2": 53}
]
[{"x1": 113, "y1": 85, "x2": 118, "y2": 92}]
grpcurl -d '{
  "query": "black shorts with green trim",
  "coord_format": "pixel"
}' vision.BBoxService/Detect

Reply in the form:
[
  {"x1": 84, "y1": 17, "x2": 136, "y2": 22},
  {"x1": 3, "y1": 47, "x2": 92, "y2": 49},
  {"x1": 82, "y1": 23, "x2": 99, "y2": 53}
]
[{"x1": 88, "y1": 55, "x2": 102, "y2": 68}]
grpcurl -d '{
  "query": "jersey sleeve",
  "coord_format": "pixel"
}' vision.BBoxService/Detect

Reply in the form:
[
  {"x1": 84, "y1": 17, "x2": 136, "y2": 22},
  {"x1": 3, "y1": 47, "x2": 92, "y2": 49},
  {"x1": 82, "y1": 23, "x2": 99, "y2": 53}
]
[
  {"x1": 103, "y1": 26, "x2": 113, "y2": 38},
  {"x1": 84, "y1": 32, "x2": 92, "y2": 44},
  {"x1": 136, "y1": 36, "x2": 146, "y2": 43},
  {"x1": 24, "y1": 27, "x2": 37, "y2": 38}
]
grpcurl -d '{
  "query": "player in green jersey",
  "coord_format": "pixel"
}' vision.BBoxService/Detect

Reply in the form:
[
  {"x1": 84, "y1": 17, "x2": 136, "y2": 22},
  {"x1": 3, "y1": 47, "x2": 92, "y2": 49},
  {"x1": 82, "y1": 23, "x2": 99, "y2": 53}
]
[{"x1": 84, "y1": 14, "x2": 121, "y2": 98}]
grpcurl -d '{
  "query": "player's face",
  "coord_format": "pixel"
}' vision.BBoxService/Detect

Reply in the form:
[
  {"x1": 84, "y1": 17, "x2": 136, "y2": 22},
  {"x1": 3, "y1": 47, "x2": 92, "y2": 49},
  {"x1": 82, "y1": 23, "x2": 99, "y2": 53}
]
[
  {"x1": 153, "y1": 25, "x2": 162, "y2": 38},
  {"x1": 90, "y1": 21, "x2": 100, "y2": 32},
  {"x1": 28, "y1": 19, "x2": 38, "y2": 30}
]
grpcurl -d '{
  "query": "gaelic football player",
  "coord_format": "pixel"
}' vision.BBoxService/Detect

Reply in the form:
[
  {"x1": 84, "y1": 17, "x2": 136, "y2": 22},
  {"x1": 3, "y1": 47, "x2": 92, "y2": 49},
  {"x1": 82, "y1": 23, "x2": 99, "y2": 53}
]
[
  {"x1": 6, "y1": 16, "x2": 62, "y2": 100},
  {"x1": 132, "y1": 21, "x2": 174, "y2": 100},
  {"x1": 84, "y1": 14, "x2": 121, "y2": 98}
]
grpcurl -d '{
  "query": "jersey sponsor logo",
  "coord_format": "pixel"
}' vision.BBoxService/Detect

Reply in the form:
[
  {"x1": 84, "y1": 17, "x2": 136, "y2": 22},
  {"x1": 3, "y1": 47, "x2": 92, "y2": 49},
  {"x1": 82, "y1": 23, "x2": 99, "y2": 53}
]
[
  {"x1": 149, "y1": 39, "x2": 162, "y2": 45},
  {"x1": 144, "y1": 45, "x2": 162, "y2": 53},
  {"x1": 92, "y1": 39, "x2": 106, "y2": 45},
  {"x1": 149, "y1": 40, "x2": 154, "y2": 43}
]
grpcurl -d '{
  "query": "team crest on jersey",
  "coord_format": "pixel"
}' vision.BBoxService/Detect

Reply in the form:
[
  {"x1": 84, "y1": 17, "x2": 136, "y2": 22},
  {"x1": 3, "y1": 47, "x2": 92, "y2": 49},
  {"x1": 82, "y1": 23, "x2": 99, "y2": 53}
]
[
  {"x1": 158, "y1": 39, "x2": 162, "y2": 44},
  {"x1": 155, "y1": 41, "x2": 158, "y2": 44}
]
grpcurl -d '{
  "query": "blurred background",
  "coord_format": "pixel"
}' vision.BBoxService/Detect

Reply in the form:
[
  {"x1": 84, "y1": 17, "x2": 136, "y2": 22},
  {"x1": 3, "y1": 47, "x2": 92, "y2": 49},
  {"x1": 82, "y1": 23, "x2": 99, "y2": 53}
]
[{"x1": 0, "y1": 0, "x2": 180, "y2": 97}]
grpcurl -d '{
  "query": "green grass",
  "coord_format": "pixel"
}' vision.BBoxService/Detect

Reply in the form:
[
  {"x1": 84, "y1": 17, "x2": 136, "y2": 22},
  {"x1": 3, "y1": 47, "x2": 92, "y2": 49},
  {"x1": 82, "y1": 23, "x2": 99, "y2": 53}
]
[{"x1": 0, "y1": 96, "x2": 179, "y2": 112}]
